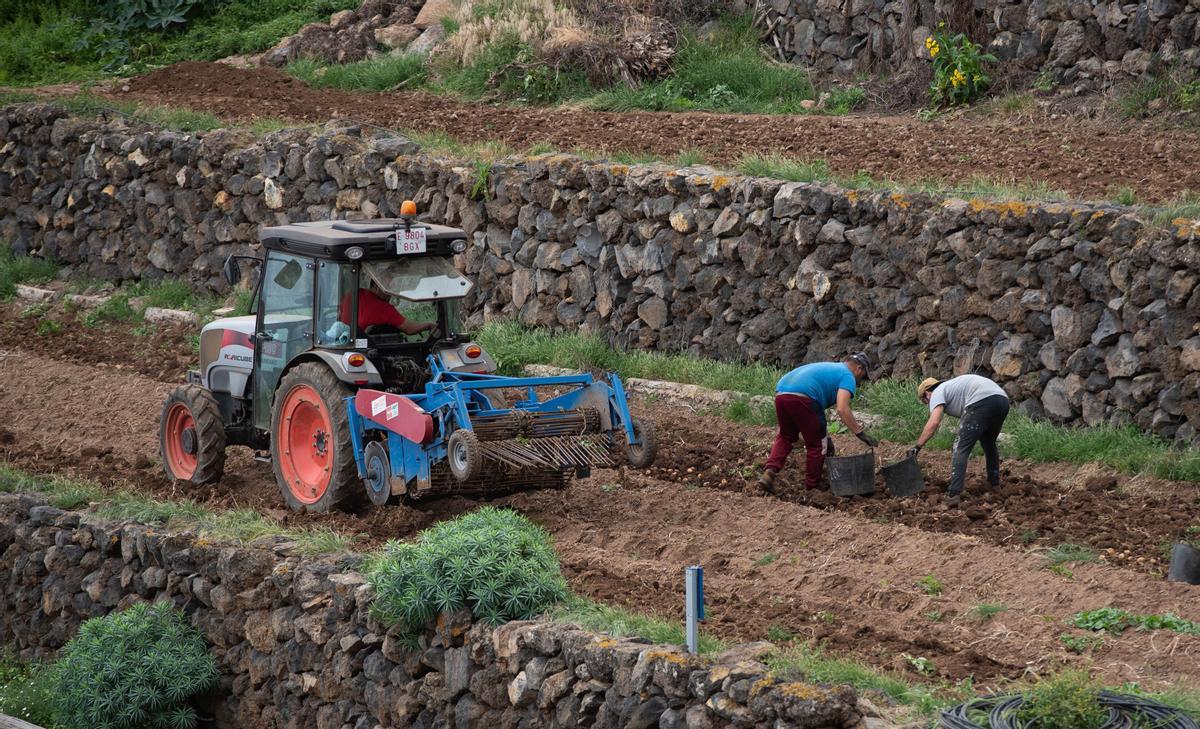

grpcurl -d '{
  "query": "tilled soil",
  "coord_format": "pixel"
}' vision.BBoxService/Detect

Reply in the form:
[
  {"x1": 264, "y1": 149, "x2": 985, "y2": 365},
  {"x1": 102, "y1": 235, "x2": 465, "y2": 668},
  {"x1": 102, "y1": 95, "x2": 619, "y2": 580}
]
[
  {"x1": 97, "y1": 61, "x2": 1200, "y2": 203},
  {"x1": 1, "y1": 310, "x2": 1198, "y2": 689}
]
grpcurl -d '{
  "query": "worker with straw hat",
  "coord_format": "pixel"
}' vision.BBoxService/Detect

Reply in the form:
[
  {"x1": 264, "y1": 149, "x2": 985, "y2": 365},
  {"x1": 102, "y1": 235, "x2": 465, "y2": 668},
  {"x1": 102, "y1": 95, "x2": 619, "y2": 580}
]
[
  {"x1": 759, "y1": 352, "x2": 876, "y2": 493},
  {"x1": 910, "y1": 374, "x2": 1010, "y2": 507}
]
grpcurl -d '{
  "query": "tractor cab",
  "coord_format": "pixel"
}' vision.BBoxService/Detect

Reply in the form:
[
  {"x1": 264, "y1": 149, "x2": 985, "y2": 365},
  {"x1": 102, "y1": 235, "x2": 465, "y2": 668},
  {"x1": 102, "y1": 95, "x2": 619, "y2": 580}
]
[{"x1": 206, "y1": 215, "x2": 496, "y2": 434}]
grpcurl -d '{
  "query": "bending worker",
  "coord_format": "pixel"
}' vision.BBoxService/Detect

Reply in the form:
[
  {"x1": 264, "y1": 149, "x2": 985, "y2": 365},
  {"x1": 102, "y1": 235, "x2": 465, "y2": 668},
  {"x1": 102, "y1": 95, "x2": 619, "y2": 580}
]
[
  {"x1": 910, "y1": 374, "x2": 1010, "y2": 506},
  {"x1": 760, "y1": 353, "x2": 877, "y2": 492}
]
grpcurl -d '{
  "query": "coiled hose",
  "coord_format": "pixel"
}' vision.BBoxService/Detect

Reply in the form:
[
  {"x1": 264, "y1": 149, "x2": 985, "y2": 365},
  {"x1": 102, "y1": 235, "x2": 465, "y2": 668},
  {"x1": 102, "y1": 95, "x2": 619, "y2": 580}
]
[{"x1": 940, "y1": 691, "x2": 1199, "y2": 729}]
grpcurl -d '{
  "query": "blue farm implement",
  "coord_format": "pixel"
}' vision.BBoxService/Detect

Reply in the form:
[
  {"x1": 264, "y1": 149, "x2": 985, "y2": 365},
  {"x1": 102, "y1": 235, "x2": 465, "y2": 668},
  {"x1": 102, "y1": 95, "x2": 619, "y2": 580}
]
[{"x1": 348, "y1": 355, "x2": 655, "y2": 503}]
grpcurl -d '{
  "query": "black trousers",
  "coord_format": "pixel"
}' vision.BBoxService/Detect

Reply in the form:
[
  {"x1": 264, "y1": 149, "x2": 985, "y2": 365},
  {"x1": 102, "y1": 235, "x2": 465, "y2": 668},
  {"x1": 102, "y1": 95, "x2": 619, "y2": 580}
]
[{"x1": 949, "y1": 395, "x2": 1010, "y2": 495}]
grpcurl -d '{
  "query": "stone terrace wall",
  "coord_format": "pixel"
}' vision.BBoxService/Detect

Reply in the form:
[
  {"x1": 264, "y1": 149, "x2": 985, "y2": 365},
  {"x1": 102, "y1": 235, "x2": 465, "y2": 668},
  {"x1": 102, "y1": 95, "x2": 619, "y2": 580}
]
[
  {"x1": 0, "y1": 493, "x2": 863, "y2": 729},
  {"x1": 757, "y1": 0, "x2": 1200, "y2": 87},
  {"x1": 2, "y1": 105, "x2": 1200, "y2": 443}
]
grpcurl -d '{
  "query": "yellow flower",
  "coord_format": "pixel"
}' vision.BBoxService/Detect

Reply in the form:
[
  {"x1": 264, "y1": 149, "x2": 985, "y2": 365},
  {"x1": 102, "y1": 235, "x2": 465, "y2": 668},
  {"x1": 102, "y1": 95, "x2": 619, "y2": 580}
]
[
  {"x1": 950, "y1": 69, "x2": 967, "y2": 87},
  {"x1": 929, "y1": 42, "x2": 940, "y2": 58}
]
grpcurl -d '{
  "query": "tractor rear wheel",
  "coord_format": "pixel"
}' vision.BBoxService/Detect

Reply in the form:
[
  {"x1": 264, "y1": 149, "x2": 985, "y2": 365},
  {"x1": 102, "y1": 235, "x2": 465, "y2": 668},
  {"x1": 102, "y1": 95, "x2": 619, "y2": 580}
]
[
  {"x1": 159, "y1": 385, "x2": 226, "y2": 484},
  {"x1": 272, "y1": 363, "x2": 362, "y2": 513}
]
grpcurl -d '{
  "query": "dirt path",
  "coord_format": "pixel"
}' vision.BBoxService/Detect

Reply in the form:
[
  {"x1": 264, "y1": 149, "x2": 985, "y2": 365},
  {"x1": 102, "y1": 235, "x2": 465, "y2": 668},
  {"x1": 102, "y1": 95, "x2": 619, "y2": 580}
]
[
  {"x1": 90, "y1": 61, "x2": 1200, "y2": 203},
  {"x1": 2, "y1": 311, "x2": 1199, "y2": 690}
]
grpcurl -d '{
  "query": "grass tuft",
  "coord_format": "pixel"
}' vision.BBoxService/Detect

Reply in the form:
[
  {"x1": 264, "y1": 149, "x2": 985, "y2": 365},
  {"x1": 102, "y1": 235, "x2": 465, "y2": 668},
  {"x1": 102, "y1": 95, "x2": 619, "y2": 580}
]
[
  {"x1": 0, "y1": 245, "x2": 59, "y2": 300},
  {"x1": 287, "y1": 54, "x2": 428, "y2": 91},
  {"x1": 551, "y1": 594, "x2": 726, "y2": 654},
  {"x1": 1040, "y1": 543, "x2": 1098, "y2": 568}
]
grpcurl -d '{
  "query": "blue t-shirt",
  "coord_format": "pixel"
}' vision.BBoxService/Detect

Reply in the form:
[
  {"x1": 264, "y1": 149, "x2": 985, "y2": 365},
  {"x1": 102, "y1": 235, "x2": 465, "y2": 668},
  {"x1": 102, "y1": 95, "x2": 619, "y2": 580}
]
[{"x1": 776, "y1": 362, "x2": 857, "y2": 409}]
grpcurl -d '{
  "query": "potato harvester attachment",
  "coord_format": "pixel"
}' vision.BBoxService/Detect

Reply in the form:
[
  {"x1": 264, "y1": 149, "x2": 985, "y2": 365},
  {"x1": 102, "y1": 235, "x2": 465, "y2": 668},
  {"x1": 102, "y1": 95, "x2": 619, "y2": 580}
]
[{"x1": 348, "y1": 355, "x2": 656, "y2": 503}]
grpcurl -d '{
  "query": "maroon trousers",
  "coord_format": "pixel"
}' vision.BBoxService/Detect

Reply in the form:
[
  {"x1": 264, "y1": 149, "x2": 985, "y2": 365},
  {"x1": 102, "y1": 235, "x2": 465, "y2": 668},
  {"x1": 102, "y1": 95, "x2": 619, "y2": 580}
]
[{"x1": 765, "y1": 394, "x2": 828, "y2": 489}]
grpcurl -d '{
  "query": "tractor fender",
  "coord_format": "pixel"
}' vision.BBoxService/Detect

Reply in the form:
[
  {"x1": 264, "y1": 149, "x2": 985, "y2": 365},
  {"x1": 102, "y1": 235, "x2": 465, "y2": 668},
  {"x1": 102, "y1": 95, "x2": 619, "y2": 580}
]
[{"x1": 281, "y1": 351, "x2": 384, "y2": 388}]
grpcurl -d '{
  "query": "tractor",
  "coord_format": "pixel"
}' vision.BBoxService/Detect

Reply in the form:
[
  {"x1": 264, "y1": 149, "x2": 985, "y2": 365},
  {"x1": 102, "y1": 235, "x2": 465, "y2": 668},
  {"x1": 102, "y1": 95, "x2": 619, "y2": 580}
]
[{"x1": 158, "y1": 207, "x2": 656, "y2": 512}]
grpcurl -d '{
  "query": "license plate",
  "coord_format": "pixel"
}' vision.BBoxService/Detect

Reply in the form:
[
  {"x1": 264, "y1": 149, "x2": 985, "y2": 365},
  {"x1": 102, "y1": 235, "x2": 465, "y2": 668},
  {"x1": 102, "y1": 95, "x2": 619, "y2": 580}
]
[{"x1": 397, "y1": 228, "x2": 427, "y2": 255}]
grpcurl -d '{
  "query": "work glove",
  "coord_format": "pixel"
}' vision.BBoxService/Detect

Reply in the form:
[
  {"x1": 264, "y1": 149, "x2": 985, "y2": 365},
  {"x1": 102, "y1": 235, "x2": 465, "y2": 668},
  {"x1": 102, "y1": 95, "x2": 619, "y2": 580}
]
[
  {"x1": 906, "y1": 445, "x2": 922, "y2": 459},
  {"x1": 855, "y1": 431, "x2": 878, "y2": 448}
]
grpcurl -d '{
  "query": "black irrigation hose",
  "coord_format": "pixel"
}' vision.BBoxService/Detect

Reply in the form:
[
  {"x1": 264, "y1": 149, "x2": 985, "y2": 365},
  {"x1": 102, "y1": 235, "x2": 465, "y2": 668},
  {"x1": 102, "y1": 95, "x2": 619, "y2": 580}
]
[{"x1": 940, "y1": 691, "x2": 1200, "y2": 729}]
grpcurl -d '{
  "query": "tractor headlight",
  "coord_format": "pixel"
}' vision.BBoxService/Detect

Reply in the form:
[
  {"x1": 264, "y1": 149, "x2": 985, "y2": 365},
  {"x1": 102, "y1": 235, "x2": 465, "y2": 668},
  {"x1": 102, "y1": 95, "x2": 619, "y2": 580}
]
[
  {"x1": 346, "y1": 246, "x2": 364, "y2": 260},
  {"x1": 451, "y1": 239, "x2": 467, "y2": 254}
]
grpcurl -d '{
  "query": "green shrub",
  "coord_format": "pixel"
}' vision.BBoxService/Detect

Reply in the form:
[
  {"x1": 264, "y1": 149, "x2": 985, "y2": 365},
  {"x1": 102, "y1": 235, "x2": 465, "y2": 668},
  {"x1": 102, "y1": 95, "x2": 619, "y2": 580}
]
[
  {"x1": 925, "y1": 22, "x2": 996, "y2": 107},
  {"x1": 1015, "y1": 670, "x2": 1107, "y2": 729},
  {"x1": 0, "y1": 653, "x2": 59, "y2": 728},
  {"x1": 367, "y1": 507, "x2": 568, "y2": 635},
  {"x1": 51, "y1": 601, "x2": 218, "y2": 729}
]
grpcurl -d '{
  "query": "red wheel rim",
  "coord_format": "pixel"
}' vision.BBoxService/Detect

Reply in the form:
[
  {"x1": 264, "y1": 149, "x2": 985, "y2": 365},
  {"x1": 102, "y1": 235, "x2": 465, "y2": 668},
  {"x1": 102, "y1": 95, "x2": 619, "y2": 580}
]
[
  {"x1": 164, "y1": 403, "x2": 197, "y2": 480},
  {"x1": 278, "y1": 383, "x2": 334, "y2": 504}
]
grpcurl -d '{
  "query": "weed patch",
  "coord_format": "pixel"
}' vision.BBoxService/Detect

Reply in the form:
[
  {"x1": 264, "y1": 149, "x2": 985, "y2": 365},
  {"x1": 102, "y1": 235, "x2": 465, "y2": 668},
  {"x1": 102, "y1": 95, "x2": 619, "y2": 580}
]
[
  {"x1": 972, "y1": 602, "x2": 1007, "y2": 620},
  {"x1": 0, "y1": 652, "x2": 58, "y2": 728},
  {"x1": 916, "y1": 574, "x2": 944, "y2": 596}
]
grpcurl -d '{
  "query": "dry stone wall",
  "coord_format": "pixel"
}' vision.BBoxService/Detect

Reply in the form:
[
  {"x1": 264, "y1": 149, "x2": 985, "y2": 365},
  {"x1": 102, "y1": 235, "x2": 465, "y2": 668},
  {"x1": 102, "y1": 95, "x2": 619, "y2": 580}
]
[
  {"x1": 2, "y1": 105, "x2": 1200, "y2": 443},
  {"x1": 0, "y1": 492, "x2": 863, "y2": 729},
  {"x1": 756, "y1": 0, "x2": 1200, "y2": 87}
]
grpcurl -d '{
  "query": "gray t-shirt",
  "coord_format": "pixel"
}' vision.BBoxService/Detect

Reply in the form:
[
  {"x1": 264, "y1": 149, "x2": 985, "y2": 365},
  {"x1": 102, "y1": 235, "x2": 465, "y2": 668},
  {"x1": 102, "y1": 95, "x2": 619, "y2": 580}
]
[{"x1": 929, "y1": 375, "x2": 1008, "y2": 418}]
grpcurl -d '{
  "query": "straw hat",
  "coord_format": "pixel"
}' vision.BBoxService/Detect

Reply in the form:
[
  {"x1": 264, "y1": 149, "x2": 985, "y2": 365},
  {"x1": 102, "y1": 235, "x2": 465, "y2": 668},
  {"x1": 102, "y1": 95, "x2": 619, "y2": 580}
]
[{"x1": 917, "y1": 377, "x2": 941, "y2": 399}]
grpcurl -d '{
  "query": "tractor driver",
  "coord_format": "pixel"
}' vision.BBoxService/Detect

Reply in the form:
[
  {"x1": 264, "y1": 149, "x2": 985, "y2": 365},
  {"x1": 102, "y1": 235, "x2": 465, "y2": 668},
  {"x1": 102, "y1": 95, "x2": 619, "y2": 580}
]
[{"x1": 339, "y1": 278, "x2": 437, "y2": 337}]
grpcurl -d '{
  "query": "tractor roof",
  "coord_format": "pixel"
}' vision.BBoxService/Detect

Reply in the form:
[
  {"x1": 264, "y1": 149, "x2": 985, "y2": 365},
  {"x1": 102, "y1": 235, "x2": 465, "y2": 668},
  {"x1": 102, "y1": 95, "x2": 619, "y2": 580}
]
[{"x1": 259, "y1": 218, "x2": 467, "y2": 261}]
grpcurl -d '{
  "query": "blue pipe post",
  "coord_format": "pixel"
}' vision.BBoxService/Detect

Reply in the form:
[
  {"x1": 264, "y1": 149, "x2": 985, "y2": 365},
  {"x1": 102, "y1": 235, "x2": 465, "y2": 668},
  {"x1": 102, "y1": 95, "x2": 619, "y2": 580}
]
[{"x1": 685, "y1": 565, "x2": 704, "y2": 654}]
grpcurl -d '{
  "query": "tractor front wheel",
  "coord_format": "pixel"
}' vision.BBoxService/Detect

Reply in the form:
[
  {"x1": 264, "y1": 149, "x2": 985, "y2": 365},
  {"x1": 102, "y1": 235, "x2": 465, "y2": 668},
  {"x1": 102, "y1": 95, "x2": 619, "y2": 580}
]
[
  {"x1": 159, "y1": 385, "x2": 226, "y2": 484},
  {"x1": 272, "y1": 363, "x2": 362, "y2": 513}
]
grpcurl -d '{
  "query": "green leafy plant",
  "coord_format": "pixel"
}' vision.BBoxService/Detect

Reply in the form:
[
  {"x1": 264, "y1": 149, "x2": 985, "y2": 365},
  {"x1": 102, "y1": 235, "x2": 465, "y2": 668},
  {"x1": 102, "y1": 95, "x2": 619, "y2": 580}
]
[
  {"x1": 36, "y1": 320, "x2": 62, "y2": 336},
  {"x1": 51, "y1": 601, "x2": 219, "y2": 729},
  {"x1": 1015, "y1": 670, "x2": 1107, "y2": 729},
  {"x1": 923, "y1": 610, "x2": 944, "y2": 622},
  {"x1": 754, "y1": 552, "x2": 778, "y2": 567},
  {"x1": 916, "y1": 574, "x2": 944, "y2": 595},
  {"x1": 902, "y1": 653, "x2": 936, "y2": 676},
  {"x1": 1072, "y1": 607, "x2": 1200, "y2": 636},
  {"x1": 367, "y1": 507, "x2": 569, "y2": 636},
  {"x1": 814, "y1": 610, "x2": 838, "y2": 625},
  {"x1": 925, "y1": 22, "x2": 996, "y2": 107}
]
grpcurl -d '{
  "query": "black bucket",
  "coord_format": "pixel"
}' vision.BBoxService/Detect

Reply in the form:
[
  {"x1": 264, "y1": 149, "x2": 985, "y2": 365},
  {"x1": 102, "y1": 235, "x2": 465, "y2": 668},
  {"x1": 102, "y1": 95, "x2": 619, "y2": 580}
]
[
  {"x1": 1167, "y1": 543, "x2": 1200, "y2": 585},
  {"x1": 828, "y1": 452, "x2": 875, "y2": 497},
  {"x1": 881, "y1": 454, "x2": 925, "y2": 497}
]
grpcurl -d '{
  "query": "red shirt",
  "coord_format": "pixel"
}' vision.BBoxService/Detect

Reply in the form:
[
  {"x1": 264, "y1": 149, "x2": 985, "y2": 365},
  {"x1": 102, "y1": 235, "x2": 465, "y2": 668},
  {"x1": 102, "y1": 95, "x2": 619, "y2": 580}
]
[{"x1": 340, "y1": 289, "x2": 407, "y2": 330}]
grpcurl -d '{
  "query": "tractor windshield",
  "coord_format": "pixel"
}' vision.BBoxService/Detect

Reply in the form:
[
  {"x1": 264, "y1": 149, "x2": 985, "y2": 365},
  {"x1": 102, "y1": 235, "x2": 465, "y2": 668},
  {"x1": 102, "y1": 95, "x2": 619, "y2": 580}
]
[{"x1": 364, "y1": 257, "x2": 473, "y2": 301}]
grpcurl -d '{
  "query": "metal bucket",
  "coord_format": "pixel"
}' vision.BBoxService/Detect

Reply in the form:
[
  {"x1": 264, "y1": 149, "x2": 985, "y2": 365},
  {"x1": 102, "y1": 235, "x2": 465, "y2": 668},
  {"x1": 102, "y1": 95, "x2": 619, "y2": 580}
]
[
  {"x1": 881, "y1": 454, "x2": 925, "y2": 497},
  {"x1": 827, "y1": 452, "x2": 875, "y2": 496},
  {"x1": 1167, "y1": 543, "x2": 1200, "y2": 585}
]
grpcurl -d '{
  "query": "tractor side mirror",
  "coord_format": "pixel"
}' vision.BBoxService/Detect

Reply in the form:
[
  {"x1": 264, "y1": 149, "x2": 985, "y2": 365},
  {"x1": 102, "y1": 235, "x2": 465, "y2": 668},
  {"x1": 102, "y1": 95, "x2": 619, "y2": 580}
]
[{"x1": 222, "y1": 255, "x2": 241, "y2": 286}]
